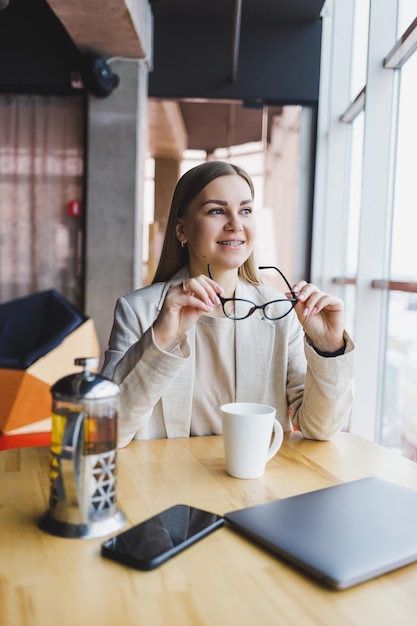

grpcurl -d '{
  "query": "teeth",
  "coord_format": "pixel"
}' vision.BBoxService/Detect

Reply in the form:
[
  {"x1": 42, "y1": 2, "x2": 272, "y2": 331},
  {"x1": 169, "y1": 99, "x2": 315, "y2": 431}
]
[{"x1": 218, "y1": 241, "x2": 243, "y2": 246}]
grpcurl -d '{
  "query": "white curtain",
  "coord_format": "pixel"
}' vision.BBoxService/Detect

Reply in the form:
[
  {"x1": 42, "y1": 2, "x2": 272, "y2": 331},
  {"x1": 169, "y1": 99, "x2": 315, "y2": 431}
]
[{"x1": 0, "y1": 94, "x2": 85, "y2": 307}]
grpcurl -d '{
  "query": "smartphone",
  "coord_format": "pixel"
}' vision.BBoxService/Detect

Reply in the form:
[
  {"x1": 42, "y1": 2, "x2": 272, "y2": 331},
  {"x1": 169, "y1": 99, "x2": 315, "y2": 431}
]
[{"x1": 101, "y1": 504, "x2": 224, "y2": 570}]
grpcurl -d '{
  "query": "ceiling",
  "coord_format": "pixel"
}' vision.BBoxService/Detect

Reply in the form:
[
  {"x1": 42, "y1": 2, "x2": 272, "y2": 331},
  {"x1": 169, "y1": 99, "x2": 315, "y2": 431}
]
[
  {"x1": 147, "y1": 0, "x2": 325, "y2": 156},
  {"x1": 147, "y1": 100, "x2": 285, "y2": 159},
  {"x1": 44, "y1": 0, "x2": 325, "y2": 157},
  {"x1": 176, "y1": 101, "x2": 283, "y2": 153}
]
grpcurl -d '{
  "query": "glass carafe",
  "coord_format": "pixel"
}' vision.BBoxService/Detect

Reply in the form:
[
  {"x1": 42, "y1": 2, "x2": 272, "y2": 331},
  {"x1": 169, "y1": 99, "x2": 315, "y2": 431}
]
[{"x1": 38, "y1": 357, "x2": 126, "y2": 538}]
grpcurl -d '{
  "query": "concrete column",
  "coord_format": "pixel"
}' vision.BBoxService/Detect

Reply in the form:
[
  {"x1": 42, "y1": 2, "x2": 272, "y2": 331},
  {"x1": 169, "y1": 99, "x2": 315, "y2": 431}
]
[{"x1": 84, "y1": 58, "x2": 148, "y2": 357}]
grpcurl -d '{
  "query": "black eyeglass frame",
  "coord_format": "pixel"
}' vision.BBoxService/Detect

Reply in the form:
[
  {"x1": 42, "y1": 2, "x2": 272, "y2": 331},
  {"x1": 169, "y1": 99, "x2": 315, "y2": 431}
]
[{"x1": 207, "y1": 264, "x2": 298, "y2": 321}]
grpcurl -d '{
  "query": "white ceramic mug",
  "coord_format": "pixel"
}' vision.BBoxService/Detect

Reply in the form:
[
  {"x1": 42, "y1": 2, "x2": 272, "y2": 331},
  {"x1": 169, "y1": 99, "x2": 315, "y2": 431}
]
[{"x1": 220, "y1": 402, "x2": 283, "y2": 479}]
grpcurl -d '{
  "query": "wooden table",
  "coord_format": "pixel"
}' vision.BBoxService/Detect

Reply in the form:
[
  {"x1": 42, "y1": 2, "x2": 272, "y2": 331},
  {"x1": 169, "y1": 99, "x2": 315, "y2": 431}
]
[{"x1": 2, "y1": 432, "x2": 417, "y2": 626}]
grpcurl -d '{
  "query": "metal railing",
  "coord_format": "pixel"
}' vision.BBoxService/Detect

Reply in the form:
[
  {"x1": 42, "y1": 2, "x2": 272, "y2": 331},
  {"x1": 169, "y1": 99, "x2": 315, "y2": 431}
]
[{"x1": 332, "y1": 277, "x2": 417, "y2": 293}]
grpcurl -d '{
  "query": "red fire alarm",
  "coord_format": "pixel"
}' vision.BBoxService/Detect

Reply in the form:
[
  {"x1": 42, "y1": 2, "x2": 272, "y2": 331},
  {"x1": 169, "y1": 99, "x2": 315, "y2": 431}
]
[{"x1": 67, "y1": 200, "x2": 83, "y2": 217}]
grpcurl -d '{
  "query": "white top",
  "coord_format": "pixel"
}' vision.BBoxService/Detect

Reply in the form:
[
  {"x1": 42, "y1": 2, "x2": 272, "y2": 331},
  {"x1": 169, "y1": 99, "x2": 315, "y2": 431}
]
[{"x1": 191, "y1": 314, "x2": 236, "y2": 436}]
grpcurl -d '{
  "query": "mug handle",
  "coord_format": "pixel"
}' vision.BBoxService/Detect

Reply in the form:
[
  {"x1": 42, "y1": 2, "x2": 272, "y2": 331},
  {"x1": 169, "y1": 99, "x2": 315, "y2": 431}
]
[{"x1": 266, "y1": 419, "x2": 284, "y2": 462}]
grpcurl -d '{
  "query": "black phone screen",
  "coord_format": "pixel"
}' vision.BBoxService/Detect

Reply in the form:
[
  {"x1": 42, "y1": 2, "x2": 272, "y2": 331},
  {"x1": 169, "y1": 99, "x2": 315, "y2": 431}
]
[{"x1": 101, "y1": 504, "x2": 224, "y2": 570}]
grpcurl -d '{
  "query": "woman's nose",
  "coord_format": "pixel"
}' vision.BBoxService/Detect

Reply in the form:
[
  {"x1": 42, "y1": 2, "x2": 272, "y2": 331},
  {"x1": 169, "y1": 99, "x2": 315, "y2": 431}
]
[{"x1": 225, "y1": 215, "x2": 243, "y2": 231}]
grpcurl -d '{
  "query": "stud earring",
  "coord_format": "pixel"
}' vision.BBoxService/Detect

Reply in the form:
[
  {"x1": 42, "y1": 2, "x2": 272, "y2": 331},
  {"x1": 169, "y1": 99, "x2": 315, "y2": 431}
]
[{"x1": 181, "y1": 241, "x2": 185, "y2": 248}]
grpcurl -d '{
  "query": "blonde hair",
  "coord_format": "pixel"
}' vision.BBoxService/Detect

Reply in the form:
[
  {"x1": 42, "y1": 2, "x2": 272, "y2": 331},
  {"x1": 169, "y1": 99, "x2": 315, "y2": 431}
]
[{"x1": 152, "y1": 161, "x2": 260, "y2": 285}]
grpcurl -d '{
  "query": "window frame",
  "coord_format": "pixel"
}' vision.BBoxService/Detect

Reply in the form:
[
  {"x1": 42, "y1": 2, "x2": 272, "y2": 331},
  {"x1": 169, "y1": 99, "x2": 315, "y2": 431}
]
[{"x1": 313, "y1": 0, "x2": 417, "y2": 443}]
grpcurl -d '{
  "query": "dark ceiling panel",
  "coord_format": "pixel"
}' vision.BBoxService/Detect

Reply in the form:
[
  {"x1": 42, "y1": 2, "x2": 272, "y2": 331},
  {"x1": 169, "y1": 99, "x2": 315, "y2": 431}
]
[
  {"x1": 0, "y1": 0, "x2": 82, "y2": 94},
  {"x1": 150, "y1": 0, "x2": 325, "y2": 22},
  {"x1": 149, "y1": 0, "x2": 324, "y2": 153},
  {"x1": 148, "y1": 0, "x2": 324, "y2": 104}
]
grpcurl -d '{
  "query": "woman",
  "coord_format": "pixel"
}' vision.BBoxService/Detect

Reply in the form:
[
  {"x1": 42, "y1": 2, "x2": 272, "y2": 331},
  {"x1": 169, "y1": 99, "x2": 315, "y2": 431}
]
[{"x1": 101, "y1": 161, "x2": 354, "y2": 447}]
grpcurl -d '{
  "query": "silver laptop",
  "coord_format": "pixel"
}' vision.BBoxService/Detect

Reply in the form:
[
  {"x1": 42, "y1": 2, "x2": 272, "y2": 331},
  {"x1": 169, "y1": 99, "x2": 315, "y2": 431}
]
[{"x1": 224, "y1": 477, "x2": 417, "y2": 589}]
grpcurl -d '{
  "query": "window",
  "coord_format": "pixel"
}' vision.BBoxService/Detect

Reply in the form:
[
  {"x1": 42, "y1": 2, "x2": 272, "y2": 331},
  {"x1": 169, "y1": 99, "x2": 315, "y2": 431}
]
[
  {"x1": 380, "y1": 49, "x2": 417, "y2": 459},
  {"x1": 315, "y1": 1, "x2": 417, "y2": 459},
  {"x1": 350, "y1": 0, "x2": 370, "y2": 98}
]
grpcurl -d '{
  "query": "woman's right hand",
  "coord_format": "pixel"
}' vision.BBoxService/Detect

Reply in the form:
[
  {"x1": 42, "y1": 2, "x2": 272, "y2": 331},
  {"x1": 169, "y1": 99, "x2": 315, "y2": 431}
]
[{"x1": 153, "y1": 275, "x2": 224, "y2": 350}]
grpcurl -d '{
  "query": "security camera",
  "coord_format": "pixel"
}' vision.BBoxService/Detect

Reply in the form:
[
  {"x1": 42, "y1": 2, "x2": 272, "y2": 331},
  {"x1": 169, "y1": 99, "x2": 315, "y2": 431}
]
[{"x1": 81, "y1": 51, "x2": 120, "y2": 98}]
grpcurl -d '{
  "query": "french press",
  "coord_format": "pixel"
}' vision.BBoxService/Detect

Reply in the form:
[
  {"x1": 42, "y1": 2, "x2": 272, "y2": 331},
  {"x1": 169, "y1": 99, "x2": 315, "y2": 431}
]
[{"x1": 38, "y1": 357, "x2": 126, "y2": 538}]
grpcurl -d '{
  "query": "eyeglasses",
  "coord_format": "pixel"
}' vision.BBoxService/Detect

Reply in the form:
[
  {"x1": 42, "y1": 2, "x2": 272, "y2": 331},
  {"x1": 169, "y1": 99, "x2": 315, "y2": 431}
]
[{"x1": 207, "y1": 264, "x2": 298, "y2": 321}]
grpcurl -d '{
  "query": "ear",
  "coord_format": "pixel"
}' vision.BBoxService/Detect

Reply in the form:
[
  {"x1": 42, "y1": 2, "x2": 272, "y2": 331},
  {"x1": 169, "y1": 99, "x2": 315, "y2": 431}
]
[{"x1": 175, "y1": 220, "x2": 187, "y2": 245}]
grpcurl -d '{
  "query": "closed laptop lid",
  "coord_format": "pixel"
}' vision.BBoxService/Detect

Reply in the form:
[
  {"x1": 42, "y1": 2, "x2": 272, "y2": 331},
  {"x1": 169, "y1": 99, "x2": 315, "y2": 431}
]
[{"x1": 224, "y1": 477, "x2": 417, "y2": 589}]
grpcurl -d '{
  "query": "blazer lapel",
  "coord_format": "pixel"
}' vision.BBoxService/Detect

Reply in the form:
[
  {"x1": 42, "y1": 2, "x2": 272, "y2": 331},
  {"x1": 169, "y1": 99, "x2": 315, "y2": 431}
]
[
  {"x1": 160, "y1": 267, "x2": 195, "y2": 437},
  {"x1": 162, "y1": 324, "x2": 196, "y2": 437}
]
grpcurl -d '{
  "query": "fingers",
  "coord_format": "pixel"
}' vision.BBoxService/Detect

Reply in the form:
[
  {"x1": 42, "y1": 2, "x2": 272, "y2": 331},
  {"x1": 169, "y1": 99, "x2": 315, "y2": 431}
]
[
  {"x1": 286, "y1": 280, "x2": 345, "y2": 353},
  {"x1": 289, "y1": 281, "x2": 343, "y2": 317},
  {"x1": 177, "y1": 276, "x2": 223, "y2": 308},
  {"x1": 154, "y1": 275, "x2": 226, "y2": 349}
]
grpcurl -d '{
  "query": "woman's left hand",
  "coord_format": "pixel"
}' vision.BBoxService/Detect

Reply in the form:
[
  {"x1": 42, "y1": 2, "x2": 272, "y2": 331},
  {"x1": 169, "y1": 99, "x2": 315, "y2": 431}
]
[{"x1": 289, "y1": 281, "x2": 345, "y2": 353}]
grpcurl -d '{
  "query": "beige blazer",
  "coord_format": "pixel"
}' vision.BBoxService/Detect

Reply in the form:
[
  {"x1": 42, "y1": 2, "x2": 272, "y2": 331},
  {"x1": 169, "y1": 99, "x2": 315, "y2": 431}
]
[{"x1": 101, "y1": 267, "x2": 355, "y2": 446}]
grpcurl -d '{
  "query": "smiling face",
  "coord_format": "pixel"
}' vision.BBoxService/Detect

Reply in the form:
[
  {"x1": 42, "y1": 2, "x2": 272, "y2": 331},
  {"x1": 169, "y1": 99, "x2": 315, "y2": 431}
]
[{"x1": 176, "y1": 174, "x2": 257, "y2": 277}]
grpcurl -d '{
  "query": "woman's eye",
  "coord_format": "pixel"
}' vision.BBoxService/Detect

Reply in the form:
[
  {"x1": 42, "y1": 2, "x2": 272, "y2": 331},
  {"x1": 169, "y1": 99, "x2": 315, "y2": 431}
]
[
  {"x1": 207, "y1": 208, "x2": 224, "y2": 215},
  {"x1": 241, "y1": 207, "x2": 253, "y2": 214}
]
